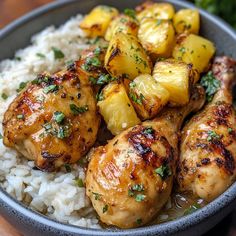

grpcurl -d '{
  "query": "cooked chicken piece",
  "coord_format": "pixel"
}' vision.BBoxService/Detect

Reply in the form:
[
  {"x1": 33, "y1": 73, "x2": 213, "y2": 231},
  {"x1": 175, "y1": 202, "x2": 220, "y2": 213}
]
[
  {"x1": 2, "y1": 47, "x2": 105, "y2": 171},
  {"x1": 86, "y1": 85, "x2": 205, "y2": 228},
  {"x1": 177, "y1": 56, "x2": 236, "y2": 201}
]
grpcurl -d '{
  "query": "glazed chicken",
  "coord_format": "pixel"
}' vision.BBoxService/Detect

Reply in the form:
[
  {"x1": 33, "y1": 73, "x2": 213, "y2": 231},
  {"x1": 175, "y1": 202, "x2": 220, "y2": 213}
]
[
  {"x1": 177, "y1": 56, "x2": 236, "y2": 201},
  {"x1": 2, "y1": 47, "x2": 105, "y2": 171},
  {"x1": 86, "y1": 85, "x2": 205, "y2": 228}
]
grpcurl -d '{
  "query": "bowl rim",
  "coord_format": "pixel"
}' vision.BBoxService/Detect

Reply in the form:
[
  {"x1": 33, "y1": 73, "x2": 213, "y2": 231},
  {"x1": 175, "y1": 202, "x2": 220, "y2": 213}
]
[{"x1": 0, "y1": 0, "x2": 236, "y2": 235}]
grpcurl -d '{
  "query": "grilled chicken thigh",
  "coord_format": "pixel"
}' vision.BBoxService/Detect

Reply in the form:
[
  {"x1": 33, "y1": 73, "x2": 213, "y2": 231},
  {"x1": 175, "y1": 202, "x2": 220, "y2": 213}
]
[
  {"x1": 3, "y1": 47, "x2": 104, "y2": 171},
  {"x1": 177, "y1": 56, "x2": 236, "y2": 201},
  {"x1": 86, "y1": 85, "x2": 205, "y2": 228}
]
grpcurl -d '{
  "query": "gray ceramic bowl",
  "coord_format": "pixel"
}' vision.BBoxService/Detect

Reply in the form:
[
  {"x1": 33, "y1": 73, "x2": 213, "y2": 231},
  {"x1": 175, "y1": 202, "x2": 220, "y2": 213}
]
[{"x1": 0, "y1": 0, "x2": 236, "y2": 235}]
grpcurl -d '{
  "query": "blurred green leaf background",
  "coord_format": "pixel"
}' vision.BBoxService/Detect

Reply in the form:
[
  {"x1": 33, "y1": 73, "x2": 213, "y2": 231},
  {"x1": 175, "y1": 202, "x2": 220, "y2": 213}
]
[{"x1": 193, "y1": 0, "x2": 236, "y2": 29}]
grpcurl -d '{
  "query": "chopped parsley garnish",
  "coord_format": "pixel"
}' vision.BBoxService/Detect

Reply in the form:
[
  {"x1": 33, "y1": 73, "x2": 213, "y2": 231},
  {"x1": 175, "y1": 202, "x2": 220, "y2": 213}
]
[
  {"x1": 43, "y1": 123, "x2": 52, "y2": 131},
  {"x1": 16, "y1": 114, "x2": 24, "y2": 120},
  {"x1": 53, "y1": 111, "x2": 65, "y2": 124},
  {"x1": 96, "y1": 91, "x2": 104, "y2": 101},
  {"x1": 94, "y1": 47, "x2": 101, "y2": 56},
  {"x1": 82, "y1": 57, "x2": 101, "y2": 71},
  {"x1": 184, "y1": 203, "x2": 200, "y2": 215},
  {"x1": 43, "y1": 84, "x2": 59, "y2": 94},
  {"x1": 128, "y1": 184, "x2": 145, "y2": 202},
  {"x1": 129, "y1": 92, "x2": 145, "y2": 105},
  {"x1": 228, "y1": 128, "x2": 233, "y2": 134},
  {"x1": 36, "y1": 53, "x2": 46, "y2": 58},
  {"x1": 52, "y1": 47, "x2": 65, "y2": 60},
  {"x1": 207, "y1": 130, "x2": 220, "y2": 142},
  {"x1": 179, "y1": 47, "x2": 186, "y2": 54},
  {"x1": 135, "y1": 194, "x2": 146, "y2": 202},
  {"x1": 103, "y1": 205, "x2": 108, "y2": 213},
  {"x1": 75, "y1": 178, "x2": 84, "y2": 187},
  {"x1": 32, "y1": 75, "x2": 50, "y2": 85},
  {"x1": 15, "y1": 56, "x2": 21, "y2": 61},
  {"x1": 124, "y1": 8, "x2": 136, "y2": 19},
  {"x1": 89, "y1": 77, "x2": 97, "y2": 85},
  {"x1": 155, "y1": 165, "x2": 172, "y2": 179},
  {"x1": 157, "y1": 19, "x2": 162, "y2": 26},
  {"x1": 64, "y1": 164, "x2": 71, "y2": 172},
  {"x1": 136, "y1": 218, "x2": 142, "y2": 225},
  {"x1": 70, "y1": 104, "x2": 88, "y2": 115},
  {"x1": 1, "y1": 93, "x2": 8, "y2": 100},
  {"x1": 200, "y1": 71, "x2": 221, "y2": 102},
  {"x1": 16, "y1": 82, "x2": 28, "y2": 92},
  {"x1": 96, "y1": 74, "x2": 116, "y2": 85},
  {"x1": 57, "y1": 126, "x2": 70, "y2": 139},
  {"x1": 143, "y1": 127, "x2": 154, "y2": 135},
  {"x1": 129, "y1": 81, "x2": 136, "y2": 89},
  {"x1": 92, "y1": 192, "x2": 102, "y2": 200}
]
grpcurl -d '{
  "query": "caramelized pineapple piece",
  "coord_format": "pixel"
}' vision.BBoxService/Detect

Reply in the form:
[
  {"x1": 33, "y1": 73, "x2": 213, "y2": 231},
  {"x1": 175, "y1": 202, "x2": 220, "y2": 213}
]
[
  {"x1": 153, "y1": 59, "x2": 194, "y2": 106},
  {"x1": 138, "y1": 18, "x2": 175, "y2": 58},
  {"x1": 173, "y1": 9, "x2": 200, "y2": 35},
  {"x1": 105, "y1": 14, "x2": 139, "y2": 41},
  {"x1": 128, "y1": 74, "x2": 170, "y2": 120},
  {"x1": 172, "y1": 34, "x2": 215, "y2": 74},
  {"x1": 98, "y1": 81, "x2": 140, "y2": 135},
  {"x1": 136, "y1": 2, "x2": 175, "y2": 21},
  {"x1": 80, "y1": 5, "x2": 119, "y2": 37},
  {"x1": 105, "y1": 32, "x2": 152, "y2": 80}
]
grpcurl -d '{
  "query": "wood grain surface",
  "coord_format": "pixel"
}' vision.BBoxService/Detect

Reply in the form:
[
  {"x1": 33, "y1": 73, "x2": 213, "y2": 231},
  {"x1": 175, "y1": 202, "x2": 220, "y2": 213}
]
[{"x1": 0, "y1": 1, "x2": 54, "y2": 234}]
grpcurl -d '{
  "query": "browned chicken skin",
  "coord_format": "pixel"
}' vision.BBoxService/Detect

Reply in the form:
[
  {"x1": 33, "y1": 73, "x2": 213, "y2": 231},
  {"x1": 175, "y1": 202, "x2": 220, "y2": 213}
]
[
  {"x1": 2, "y1": 47, "x2": 105, "y2": 171},
  {"x1": 177, "y1": 56, "x2": 236, "y2": 201},
  {"x1": 86, "y1": 85, "x2": 205, "y2": 228}
]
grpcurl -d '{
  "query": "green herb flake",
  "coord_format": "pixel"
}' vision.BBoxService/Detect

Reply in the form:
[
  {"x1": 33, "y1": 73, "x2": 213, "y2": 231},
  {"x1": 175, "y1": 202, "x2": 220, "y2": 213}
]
[
  {"x1": 43, "y1": 123, "x2": 52, "y2": 131},
  {"x1": 124, "y1": 8, "x2": 136, "y2": 19},
  {"x1": 102, "y1": 204, "x2": 108, "y2": 213},
  {"x1": 15, "y1": 56, "x2": 21, "y2": 61},
  {"x1": 136, "y1": 218, "x2": 142, "y2": 225},
  {"x1": 16, "y1": 114, "x2": 24, "y2": 120},
  {"x1": 53, "y1": 111, "x2": 65, "y2": 124},
  {"x1": 52, "y1": 47, "x2": 65, "y2": 60},
  {"x1": 143, "y1": 127, "x2": 154, "y2": 135},
  {"x1": 129, "y1": 81, "x2": 136, "y2": 89},
  {"x1": 70, "y1": 104, "x2": 88, "y2": 115},
  {"x1": 179, "y1": 47, "x2": 186, "y2": 54},
  {"x1": 96, "y1": 91, "x2": 104, "y2": 101},
  {"x1": 89, "y1": 77, "x2": 97, "y2": 85},
  {"x1": 0, "y1": 133, "x2": 3, "y2": 139},
  {"x1": 207, "y1": 130, "x2": 220, "y2": 142},
  {"x1": 228, "y1": 128, "x2": 233, "y2": 134},
  {"x1": 64, "y1": 164, "x2": 71, "y2": 172},
  {"x1": 184, "y1": 203, "x2": 200, "y2": 215},
  {"x1": 57, "y1": 126, "x2": 70, "y2": 139},
  {"x1": 131, "y1": 184, "x2": 144, "y2": 192},
  {"x1": 94, "y1": 47, "x2": 101, "y2": 56},
  {"x1": 16, "y1": 82, "x2": 28, "y2": 92},
  {"x1": 92, "y1": 192, "x2": 102, "y2": 200},
  {"x1": 43, "y1": 84, "x2": 59, "y2": 94},
  {"x1": 157, "y1": 19, "x2": 162, "y2": 26},
  {"x1": 135, "y1": 194, "x2": 146, "y2": 202},
  {"x1": 129, "y1": 92, "x2": 145, "y2": 105},
  {"x1": 1, "y1": 93, "x2": 8, "y2": 100},
  {"x1": 96, "y1": 74, "x2": 116, "y2": 85},
  {"x1": 200, "y1": 71, "x2": 221, "y2": 102},
  {"x1": 36, "y1": 53, "x2": 46, "y2": 58},
  {"x1": 155, "y1": 165, "x2": 172, "y2": 179},
  {"x1": 75, "y1": 178, "x2": 84, "y2": 187}
]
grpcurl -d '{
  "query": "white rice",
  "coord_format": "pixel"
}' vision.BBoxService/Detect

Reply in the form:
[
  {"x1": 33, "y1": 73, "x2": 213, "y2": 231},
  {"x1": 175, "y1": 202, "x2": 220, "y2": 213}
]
[{"x1": 0, "y1": 14, "x2": 100, "y2": 228}]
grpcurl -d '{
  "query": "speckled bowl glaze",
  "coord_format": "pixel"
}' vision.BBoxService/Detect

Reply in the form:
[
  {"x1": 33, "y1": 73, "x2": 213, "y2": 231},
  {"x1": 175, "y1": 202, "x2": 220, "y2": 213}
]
[{"x1": 0, "y1": 0, "x2": 236, "y2": 235}]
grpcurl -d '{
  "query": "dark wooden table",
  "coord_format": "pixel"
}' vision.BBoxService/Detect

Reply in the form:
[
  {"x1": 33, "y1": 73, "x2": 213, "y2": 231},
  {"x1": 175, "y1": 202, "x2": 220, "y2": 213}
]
[{"x1": 0, "y1": 0, "x2": 236, "y2": 235}]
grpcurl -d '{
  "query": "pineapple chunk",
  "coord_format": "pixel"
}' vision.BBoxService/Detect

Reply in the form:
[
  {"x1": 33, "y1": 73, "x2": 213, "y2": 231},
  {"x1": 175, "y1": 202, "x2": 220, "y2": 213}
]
[
  {"x1": 172, "y1": 34, "x2": 215, "y2": 74},
  {"x1": 105, "y1": 32, "x2": 152, "y2": 80},
  {"x1": 173, "y1": 9, "x2": 200, "y2": 35},
  {"x1": 105, "y1": 14, "x2": 139, "y2": 41},
  {"x1": 153, "y1": 59, "x2": 194, "y2": 106},
  {"x1": 98, "y1": 82, "x2": 140, "y2": 135},
  {"x1": 129, "y1": 74, "x2": 170, "y2": 120},
  {"x1": 136, "y1": 2, "x2": 175, "y2": 21},
  {"x1": 138, "y1": 18, "x2": 175, "y2": 58},
  {"x1": 80, "y1": 5, "x2": 119, "y2": 37}
]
